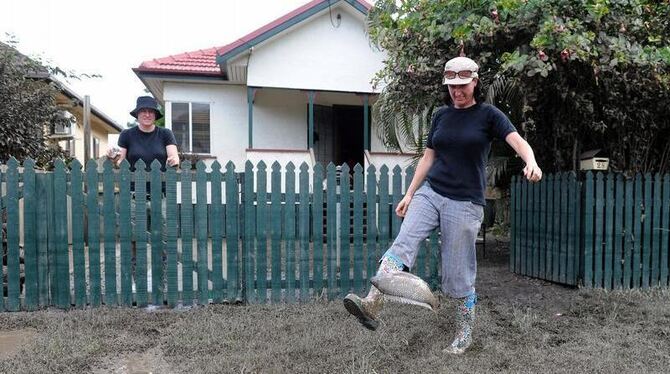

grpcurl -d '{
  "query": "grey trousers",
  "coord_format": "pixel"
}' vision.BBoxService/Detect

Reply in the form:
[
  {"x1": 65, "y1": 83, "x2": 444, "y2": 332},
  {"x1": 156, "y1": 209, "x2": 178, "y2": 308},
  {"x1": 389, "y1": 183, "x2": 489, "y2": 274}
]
[{"x1": 385, "y1": 183, "x2": 484, "y2": 298}]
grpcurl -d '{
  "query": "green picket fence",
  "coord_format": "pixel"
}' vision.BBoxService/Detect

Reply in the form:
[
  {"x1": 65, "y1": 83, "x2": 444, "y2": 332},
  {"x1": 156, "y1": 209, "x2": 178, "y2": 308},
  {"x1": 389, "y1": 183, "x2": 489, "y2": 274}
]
[
  {"x1": 0, "y1": 158, "x2": 441, "y2": 311},
  {"x1": 510, "y1": 172, "x2": 670, "y2": 289}
]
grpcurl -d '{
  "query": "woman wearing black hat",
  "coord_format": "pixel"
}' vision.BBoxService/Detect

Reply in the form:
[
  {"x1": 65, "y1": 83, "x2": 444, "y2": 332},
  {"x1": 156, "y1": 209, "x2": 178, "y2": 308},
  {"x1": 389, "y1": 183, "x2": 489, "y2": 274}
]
[{"x1": 107, "y1": 96, "x2": 179, "y2": 170}]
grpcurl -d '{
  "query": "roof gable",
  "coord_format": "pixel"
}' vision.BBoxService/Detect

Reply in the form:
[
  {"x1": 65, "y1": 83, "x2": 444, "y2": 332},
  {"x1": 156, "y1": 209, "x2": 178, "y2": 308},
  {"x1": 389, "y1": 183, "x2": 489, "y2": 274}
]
[
  {"x1": 134, "y1": 0, "x2": 371, "y2": 78},
  {"x1": 216, "y1": 0, "x2": 370, "y2": 65}
]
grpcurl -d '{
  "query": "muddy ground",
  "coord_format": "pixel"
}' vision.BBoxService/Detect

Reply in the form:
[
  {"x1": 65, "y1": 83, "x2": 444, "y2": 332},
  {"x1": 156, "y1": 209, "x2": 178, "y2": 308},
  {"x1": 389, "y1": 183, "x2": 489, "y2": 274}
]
[{"x1": 0, "y1": 240, "x2": 669, "y2": 373}]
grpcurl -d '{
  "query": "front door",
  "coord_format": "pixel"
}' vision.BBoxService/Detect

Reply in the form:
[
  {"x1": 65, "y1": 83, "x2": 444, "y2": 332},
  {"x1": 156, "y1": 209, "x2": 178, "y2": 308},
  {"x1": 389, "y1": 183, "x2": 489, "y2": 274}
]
[{"x1": 312, "y1": 104, "x2": 365, "y2": 168}]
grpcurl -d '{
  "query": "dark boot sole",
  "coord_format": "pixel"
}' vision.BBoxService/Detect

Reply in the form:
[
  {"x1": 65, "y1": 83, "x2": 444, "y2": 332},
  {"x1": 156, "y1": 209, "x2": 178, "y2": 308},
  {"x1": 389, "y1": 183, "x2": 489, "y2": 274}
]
[{"x1": 343, "y1": 297, "x2": 379, "y2": 331}]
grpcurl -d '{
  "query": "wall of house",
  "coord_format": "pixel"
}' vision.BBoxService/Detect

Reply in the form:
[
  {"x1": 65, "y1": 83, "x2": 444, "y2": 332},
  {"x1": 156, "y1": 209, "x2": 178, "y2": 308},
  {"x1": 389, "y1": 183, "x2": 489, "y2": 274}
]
[
  {"x1": 246, "y1": 5, "x2": 386, "y2": 93},
  {"x1": 253, "y1": 88, "x2": 307, "y2": 150},
  {"x1": 59, "y1": 114, "x2": 116, "y2": 163},
  {"x1": 164, "y1": 82, "x2": 249, "y2": 170}
]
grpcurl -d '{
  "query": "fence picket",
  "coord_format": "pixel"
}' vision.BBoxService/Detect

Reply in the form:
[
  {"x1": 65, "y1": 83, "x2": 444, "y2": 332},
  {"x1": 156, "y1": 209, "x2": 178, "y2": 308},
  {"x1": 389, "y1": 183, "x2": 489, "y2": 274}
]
[
  {"x1": 365, "y1": 165, "x2": 377, "y2": 291},
  {"x1": 604, "y1": 173, "x2": 614, "y2": 289},
  {"x1": 633, "y1": 174, "x2": 643, "y2": 288},
  {"x1": 0, "y1": 162, "x2": 4, "y2": 311},
  {"x1": 352, "y1": 164, "x2": 364, "y2": 295},
  {"x1": 102, "y1": 161, "x2": 117, "y2": 305},
  {"x1": 532, "y1": 181, "x2": 539, "y2": 278},
  {"x1": 45, "y1": 169, "x2": 56, "y2": 308},
  {"x1": 651, "y1": 173, "x2": 662, "y2": 287},
  {"x1": 559, "y1": 173, "x2": 569, "y2": 284},
  {"x1": 520, "y1": 176, "x2": 528, "y2": 276},
  {"x1": 624, "y1": 177, "x2": 634, "y2": 289},
  {"x1": 661, "y1": 174, "x2": 670, "y2": 287},
  {"x1": 285, "y1": 163, "x2": 297, "y2": 302},
  {"x1": 339, "y1": 164, "x2": 351, "y2": 296},
  {"x1": 165, "y1": 166, "x2": 179, "y2": 307},
  {"x1": 583, "y1": 172, "x2": 594, "y2": 287},
  {"x1": 210, "y1": 162, "x2": 224, "y2": 303},
  {"x1": 196, "y1": 161, "x2": 209, "y2": 305},
  {"x1": 594, "y1": 172, "x2": 604, "y2": 288},
  {"x1": 5, "y1": 159, "x2": 20, "y2": 311},
  {"x1": 299, "y1": 163, "x2": 310, "y2": 302},
  {"x1": 544, "y1": 176, "x2": 553, "y2": 280},
  {"x1": 514, "y1": 176, "x2": 522, "y2": 273},
  {"x1": 23, "y1": 160, "x2": 38, "y2": 310},
  {"x1": 256, "y1": 162, "x2": 268, "y2": 303},
  {"x1": 150, "y1": 160, "x2": 164, "y2": 305},
  {"x1": 54, "y1": 160, "x2": 70, "y2": 308},
  {"x1": 378, "y1": 166, "x2": 390, "y2": 270},
  {"x1": 270, "y1": 162, "x2": 282, "y2": 302},
  {"x1": 508, "y1": 175, "x2": 519, "y2": 272},
  {"x1": 574, "y1": 173, "x2": 582, "y2": 285},
  {"x1": 85, "y1": 160, "x2": 101, "y2": 306},
  {"x1": 225, "y1": 162, "x2": 239, "y2": 303},
  {"x1": 539, "y1": 178, "x2": 547, "y2": 279},
  {"x1": 312, "y1": 164, "x2": 325, "y2": 296},
  {"x1": 36, "y1": 170, "x2": 50, "y2": 307},
  {"x1": 552, "y1": 175, "x2": 560, "y2": 282},
  {"x1": 134, "y1": 160, "x2": 148, "y2": 307},
  {"x1": 180, "y1": 161, "x2": 194, "y2": 304},
  {"x1": 642, "y1": 174, "x2": 652, "y2": 288},
  {"x1": 326, "y1": 163, "x2": 338, "y2": 300},
  {"x1": 567, "y1": 173, "x2": 578, "y2": 285},
  {"x1": 391, "y1": 166, "x2": 402, "y2": 239},
  {"x1": 429, "y1": 231, "x2": 440, "y2": 290},
  {"x1": 613, "y1": 175, "x2": 624, "y2": 289},
  {"x1": 244, "y1": 161, "x2": 256, "y2": 304},
  {"x1": 118, "y1": 161, "x2": 132, "y2": 306}
]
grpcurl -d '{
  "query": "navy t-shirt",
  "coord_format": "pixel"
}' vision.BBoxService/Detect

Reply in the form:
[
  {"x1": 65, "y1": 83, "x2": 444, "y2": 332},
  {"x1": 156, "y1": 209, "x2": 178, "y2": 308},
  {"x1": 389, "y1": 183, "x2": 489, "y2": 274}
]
[
  {"x1": 118, "y1": 126, "x2": 177, "y2": 171},
  {"x1": 426, "y1": 103, "x2": 517, "y2": 206}
]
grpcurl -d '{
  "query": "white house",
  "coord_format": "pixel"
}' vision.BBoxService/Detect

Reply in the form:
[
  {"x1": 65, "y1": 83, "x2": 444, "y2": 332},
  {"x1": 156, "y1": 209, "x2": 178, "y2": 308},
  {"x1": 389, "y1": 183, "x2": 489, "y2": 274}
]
[{"x1": 134, "y1": 0, "x2": 413, "y2": 173}]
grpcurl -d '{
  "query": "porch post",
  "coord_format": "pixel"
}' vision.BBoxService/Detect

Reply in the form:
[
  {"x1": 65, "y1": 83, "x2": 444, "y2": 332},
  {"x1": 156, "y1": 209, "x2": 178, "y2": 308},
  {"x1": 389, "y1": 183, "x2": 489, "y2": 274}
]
[
  {"x1": 307, "y1": 91, "x2": 316, "y2": 149},
  {"x1": 247, "y1": 87, "x2": 258, "y2": 149},
  {"x1": 363, "y1": 94, "x2": 370, "y2": 151}
]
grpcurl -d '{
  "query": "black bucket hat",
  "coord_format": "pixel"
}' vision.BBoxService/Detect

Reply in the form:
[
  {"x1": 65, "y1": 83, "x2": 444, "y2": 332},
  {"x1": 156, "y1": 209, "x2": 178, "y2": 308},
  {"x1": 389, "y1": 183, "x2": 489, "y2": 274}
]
[{"x1": 130, "y1": 96, "x2": 163, "y2": 120}]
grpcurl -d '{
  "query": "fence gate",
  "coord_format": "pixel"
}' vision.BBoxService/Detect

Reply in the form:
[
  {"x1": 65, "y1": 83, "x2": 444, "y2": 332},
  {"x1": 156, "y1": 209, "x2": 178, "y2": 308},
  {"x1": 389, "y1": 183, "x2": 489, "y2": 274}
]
[{"x1": 510, "y1": 172, "x2": 670, "y2": 289}]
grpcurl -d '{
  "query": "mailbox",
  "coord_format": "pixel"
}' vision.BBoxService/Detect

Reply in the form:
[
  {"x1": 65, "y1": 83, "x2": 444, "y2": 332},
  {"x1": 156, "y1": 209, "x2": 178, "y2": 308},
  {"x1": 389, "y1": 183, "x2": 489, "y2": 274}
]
[{"x1": 579, "y1": 149, "x2": 609, "y2": 171}]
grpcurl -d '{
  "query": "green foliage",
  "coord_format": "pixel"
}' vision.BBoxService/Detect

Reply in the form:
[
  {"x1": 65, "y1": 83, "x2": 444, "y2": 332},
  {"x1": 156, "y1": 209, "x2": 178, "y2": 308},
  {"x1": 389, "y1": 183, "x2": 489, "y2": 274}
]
[
  {"x1": 0, "y1": 39, "x2": 68, "y2": 167},
  {"x1": 367, "y1": 0, "x2": 670, "y2": 173}
]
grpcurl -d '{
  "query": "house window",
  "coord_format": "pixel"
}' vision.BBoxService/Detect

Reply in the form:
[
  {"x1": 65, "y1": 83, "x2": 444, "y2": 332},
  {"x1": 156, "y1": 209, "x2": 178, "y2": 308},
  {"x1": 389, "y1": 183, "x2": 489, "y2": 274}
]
[
  {"x1": 172, "y1": 102, "x2": 210, "y2": 154},
  {"x1": 64, "y1": 139, "x2": 75, "y2": 157},
  {"x1": 92, "y1": 137, "x2": 100, "y2": 159}
]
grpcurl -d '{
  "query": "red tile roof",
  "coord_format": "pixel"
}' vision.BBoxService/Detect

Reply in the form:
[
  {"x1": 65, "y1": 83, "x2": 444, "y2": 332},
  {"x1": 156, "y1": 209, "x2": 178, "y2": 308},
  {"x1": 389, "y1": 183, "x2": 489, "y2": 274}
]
[
  {"x1": 134, "y1": 0, "x2": 371, "y2": 78},
  {"x1": 134, "y1": 47, "x2": 222, "y2": 77}
]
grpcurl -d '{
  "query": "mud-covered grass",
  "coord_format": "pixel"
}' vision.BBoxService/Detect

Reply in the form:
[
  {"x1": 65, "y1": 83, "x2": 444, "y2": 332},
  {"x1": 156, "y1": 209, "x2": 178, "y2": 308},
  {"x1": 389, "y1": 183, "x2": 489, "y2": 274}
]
[{"x1": 1, "y1": 244, "x2": 669, "y2": 373}]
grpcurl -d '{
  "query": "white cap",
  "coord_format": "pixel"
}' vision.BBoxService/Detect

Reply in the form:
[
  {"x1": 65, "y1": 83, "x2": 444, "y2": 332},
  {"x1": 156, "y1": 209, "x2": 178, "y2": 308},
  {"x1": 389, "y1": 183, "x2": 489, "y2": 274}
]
[{"x1": 442, "y1": 56, "x2": 479, "y2": 85}]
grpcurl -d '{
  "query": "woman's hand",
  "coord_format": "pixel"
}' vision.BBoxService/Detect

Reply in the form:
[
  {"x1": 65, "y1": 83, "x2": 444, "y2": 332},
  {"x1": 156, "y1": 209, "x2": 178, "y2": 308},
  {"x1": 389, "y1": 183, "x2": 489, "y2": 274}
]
[
  {"x1": 523, "y1": 162, "x2": 543, "y2": 182},
  {"x1": 166, "y1": 154, "x2": 179, "y2": 167},
  {"x1": 395, "y1": 194, "x2": 413, "y2": 217},
  {"x1": 106, "y1": 147, "x2": 120, "y2": 160}
]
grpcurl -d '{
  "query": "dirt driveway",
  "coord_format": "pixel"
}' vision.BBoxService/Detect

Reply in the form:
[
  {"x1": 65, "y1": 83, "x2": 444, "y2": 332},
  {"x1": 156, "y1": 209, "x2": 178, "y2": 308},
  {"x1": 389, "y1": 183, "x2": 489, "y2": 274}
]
[{"x1": 1, "y1": 241, "x2": 669, "y2": 373}]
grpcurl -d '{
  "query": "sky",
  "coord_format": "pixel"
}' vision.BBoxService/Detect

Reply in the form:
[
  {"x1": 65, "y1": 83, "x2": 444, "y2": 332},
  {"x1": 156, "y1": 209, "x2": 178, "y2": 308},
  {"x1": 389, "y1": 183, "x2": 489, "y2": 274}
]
[{"x1": 0, "y1": 0, "x2": 314, "y2": 127}]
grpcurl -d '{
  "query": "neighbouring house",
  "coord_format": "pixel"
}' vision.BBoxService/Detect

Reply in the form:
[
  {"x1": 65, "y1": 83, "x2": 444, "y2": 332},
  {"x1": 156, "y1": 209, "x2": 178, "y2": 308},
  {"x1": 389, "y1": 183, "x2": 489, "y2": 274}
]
[
  {"x1": 0, "y1": 41, "x2": 123, "y2": 163},
  {"x1": 49, "y1": 81, "x2": 123, "y2": 162},
  {"x1": 134, "y1": 0, "x2": 413, "y2": 173}
]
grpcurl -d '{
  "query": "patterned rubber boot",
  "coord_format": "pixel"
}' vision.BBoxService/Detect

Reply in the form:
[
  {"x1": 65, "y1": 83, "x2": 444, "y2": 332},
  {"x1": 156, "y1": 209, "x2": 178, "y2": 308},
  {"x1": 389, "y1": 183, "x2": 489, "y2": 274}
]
[
  {"x1": 443, "y1": 292, "x2": 477, "y2": 354},
  {"x1": 343, "y1": 254, "x2": 404, "y2": 331}
]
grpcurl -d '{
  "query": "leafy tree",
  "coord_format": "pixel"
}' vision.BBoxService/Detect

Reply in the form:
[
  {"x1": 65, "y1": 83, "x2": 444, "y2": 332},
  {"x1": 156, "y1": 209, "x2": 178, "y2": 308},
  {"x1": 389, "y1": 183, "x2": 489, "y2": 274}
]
[
  {"x1": 367, "y1": 0, "x2": 670, "y2": 174},
  {"x1": 0, "y1": 39, "x2": 68, "y2": 167}
]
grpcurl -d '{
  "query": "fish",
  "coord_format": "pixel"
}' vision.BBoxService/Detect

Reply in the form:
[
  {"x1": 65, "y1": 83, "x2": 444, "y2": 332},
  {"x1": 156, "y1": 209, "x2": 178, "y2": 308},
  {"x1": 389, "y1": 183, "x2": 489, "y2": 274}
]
[{"x1": 370, "y1": 271, "x2": 439, "y2": 312}]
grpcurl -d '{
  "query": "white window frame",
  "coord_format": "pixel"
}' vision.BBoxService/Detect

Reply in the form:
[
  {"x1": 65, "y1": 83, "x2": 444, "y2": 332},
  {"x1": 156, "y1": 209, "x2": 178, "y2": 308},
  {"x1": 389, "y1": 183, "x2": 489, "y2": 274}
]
[{"x1": 166, "y1": 101, "x2": 211, "y2": 155}]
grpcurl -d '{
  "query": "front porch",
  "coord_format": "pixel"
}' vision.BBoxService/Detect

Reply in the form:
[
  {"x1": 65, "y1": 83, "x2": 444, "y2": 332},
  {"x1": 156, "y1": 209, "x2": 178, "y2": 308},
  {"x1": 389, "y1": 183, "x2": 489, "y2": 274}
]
[{"x1": 245, "y1": 86, "x2": 414, "y2": 172}]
